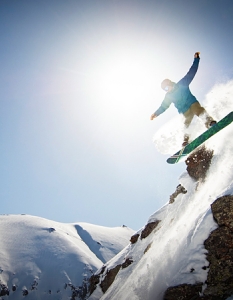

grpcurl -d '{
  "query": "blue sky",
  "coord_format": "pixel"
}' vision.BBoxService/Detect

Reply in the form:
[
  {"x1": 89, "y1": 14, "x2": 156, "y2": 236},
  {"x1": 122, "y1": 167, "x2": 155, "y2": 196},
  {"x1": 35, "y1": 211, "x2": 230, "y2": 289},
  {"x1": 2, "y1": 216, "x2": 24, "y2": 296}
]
[{"x1": 1, "y1": 0, "x2": 233, "y2": 230}]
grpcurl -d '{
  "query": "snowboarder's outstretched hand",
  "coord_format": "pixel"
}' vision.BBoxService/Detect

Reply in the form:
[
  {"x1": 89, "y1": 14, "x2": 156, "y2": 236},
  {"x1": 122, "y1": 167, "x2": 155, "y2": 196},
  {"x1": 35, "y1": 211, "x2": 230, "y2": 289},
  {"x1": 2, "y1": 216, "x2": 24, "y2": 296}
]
[
  {"x1": 194, "y1": 52, "x2": 200, "y2": 58},
  {"x1": 150, "y1": 113, "x2": 157, "y2": 120}
]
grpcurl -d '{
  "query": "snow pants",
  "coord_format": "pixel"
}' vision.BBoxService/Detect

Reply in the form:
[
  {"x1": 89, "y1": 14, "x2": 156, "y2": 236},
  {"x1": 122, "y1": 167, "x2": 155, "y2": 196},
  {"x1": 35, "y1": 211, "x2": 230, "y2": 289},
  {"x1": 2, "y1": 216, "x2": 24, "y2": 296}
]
[{"x1": 183, "y1": 102, "x2": 214, "y2": 142}]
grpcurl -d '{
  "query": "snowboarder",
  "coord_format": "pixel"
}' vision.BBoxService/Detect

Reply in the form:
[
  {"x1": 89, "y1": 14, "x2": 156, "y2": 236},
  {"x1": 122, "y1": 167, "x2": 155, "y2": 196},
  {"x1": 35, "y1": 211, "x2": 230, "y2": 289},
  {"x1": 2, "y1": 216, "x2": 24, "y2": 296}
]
[{"x1": 150, "y1": 52, "x2": 216, "y2": 146}]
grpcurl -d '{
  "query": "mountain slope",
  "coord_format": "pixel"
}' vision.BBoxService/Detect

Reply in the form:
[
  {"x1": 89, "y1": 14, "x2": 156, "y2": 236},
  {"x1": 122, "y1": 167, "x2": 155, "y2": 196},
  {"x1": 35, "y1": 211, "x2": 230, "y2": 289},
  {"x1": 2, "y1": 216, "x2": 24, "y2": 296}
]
[
  {"x1": 88, "y1": 81, "x2": 233, "y2": 300},
  {"x1": 75, "y1": 223, "x2": 132, "y2": 263},
  {"x1": 0, "y1": 215, "x2": 134, "y2": 299}
]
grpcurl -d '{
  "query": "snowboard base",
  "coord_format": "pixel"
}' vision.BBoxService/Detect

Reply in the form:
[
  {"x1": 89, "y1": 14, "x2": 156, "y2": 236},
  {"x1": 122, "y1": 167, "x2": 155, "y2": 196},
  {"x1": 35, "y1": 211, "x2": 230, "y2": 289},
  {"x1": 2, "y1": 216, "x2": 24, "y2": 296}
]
[{"x1": 167, "y1": 111, "x2": 233, "y2": 164}]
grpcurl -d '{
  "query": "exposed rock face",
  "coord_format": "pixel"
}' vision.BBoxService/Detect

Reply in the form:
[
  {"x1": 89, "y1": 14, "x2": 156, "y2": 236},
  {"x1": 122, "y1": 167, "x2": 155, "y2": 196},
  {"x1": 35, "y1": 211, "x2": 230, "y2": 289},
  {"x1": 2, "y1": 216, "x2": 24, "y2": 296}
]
[
  {"x1": 204, "y1": 226, "x2": 233, "y2": 298},
  {"x1": 169, "y1": 184, "x2": 187, "y2": 204},
  {"x1": 100, "y1": 265, "x2": 122, "y2": 293},
  {"x1": 185, "y1": 145, "x2": 214, "y2": 181},
  {"x1": 163, "y1": 283, "x2": 203, "y2": 300},
  {"x1": 211, "y1": 195, "x2": 233, "y2": 230},
  {"x1": 203, "y1": 195, "x2": 233, "y2": 299},
  {"x1": 130, "y1": 233, "x2": 140, "y2": 244},
  {"x1": 163, "y1": 195, "x2": 233, "y2": 300},
  {"x1": 89, "y1": 266, "x2": 106, "y2": 295},
  {"x1": 0, "y1": 283, "x2": 10, "y2": 296},
  {"x1": 140, "y1": 221, "x2": 160, "y2": 239},
  {"x1": 89, "y1": 260, "x2": 132, "y2": 296},
  {"x1": 121, "y1": 257, "x2": 133, "y2": 269}
]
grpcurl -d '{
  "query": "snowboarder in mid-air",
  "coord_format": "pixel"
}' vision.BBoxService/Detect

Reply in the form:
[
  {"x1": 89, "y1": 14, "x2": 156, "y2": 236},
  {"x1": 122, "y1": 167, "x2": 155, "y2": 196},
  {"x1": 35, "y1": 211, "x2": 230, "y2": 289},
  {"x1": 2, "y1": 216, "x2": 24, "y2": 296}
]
[{"x1": 150, "y1": 52, "x2": 216, "y2": 146}]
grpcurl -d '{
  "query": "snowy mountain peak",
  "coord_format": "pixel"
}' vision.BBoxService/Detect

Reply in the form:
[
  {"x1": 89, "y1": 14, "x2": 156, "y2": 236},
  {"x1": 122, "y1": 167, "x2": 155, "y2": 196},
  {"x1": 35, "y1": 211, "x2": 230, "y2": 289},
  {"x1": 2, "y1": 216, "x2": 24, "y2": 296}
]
[{"x1": 0, "y1": 214, "x2": 134, "y2": 299}]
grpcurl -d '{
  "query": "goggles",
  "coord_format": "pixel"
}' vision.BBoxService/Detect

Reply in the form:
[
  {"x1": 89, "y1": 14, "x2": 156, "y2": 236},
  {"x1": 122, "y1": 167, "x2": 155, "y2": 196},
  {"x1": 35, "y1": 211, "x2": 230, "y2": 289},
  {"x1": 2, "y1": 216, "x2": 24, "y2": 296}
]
[{"x1": 163, "y1": 86, "x2": 169, "y2": 92}]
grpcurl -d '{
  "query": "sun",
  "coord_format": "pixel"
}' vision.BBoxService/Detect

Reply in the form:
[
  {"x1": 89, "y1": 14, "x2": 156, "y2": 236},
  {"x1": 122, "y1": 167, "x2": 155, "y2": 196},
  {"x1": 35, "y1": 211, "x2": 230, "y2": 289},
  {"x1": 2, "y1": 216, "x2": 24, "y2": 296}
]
[
  {"x1": 96, "y1": 52, "x2": 147, "y2": 98},
  {"x1": 80, "y1": 39, "x2": 166, "y2": 139}
]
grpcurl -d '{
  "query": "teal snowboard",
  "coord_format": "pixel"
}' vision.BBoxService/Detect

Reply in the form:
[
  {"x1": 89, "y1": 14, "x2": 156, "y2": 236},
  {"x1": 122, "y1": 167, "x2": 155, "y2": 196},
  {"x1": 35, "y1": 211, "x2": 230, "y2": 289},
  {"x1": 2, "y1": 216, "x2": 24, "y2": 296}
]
[{"x1": 167, "y1": 111, "x2": 233, "y2": 164}]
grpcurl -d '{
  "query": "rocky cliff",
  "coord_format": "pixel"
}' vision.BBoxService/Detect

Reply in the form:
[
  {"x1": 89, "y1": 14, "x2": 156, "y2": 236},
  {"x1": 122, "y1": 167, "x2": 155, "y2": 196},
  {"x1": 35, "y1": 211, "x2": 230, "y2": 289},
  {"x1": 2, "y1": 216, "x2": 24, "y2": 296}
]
[{"x1": 88, "y1": 146, "x2": 233, "y2": 300}]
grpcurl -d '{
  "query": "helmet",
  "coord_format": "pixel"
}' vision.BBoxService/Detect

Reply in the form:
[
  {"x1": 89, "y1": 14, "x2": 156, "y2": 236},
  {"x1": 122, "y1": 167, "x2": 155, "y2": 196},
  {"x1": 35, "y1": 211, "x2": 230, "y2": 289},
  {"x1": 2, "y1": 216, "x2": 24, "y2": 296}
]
[{"x1": 161, "y1": 79, "x2": 172, "y2": 90}]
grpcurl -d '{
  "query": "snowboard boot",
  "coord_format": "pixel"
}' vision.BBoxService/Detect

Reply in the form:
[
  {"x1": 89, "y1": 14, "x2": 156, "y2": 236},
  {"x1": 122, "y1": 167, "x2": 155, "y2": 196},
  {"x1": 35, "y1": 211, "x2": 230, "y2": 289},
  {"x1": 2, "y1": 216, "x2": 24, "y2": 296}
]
[
  {"x1": 209, "y1": 120, "x2": 217, "y2": 127},
  {"x1": 182, "y1": 134, "x2": 190, "y2": 147},
  {"x1": 205, "y1": 116, "x2": 217, "y2": 129}
]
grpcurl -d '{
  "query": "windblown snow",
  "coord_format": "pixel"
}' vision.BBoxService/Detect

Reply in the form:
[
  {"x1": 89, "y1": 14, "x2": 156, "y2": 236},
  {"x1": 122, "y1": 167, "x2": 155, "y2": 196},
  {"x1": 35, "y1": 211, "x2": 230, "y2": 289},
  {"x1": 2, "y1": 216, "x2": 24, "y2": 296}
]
[
  {"x1": 89, "y1": 80, "x2": 233, "y2": 300},
  {"x1": 153, "y1": 80, "x2": 233, "y2": 155}
]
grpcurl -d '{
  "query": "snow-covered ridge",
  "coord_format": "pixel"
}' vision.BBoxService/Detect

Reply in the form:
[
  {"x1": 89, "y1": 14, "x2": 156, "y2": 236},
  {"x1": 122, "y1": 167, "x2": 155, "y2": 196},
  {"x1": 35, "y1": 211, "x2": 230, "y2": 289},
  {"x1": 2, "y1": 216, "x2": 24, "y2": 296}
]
[{"x1": 0, "y1": 214, "x2": 134, "y2": 299}]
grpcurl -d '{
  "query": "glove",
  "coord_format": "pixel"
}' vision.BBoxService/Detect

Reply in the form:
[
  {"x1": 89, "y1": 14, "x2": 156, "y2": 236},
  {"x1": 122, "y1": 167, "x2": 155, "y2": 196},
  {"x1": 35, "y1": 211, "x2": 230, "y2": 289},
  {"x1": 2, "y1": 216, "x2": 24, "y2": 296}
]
[
  {"x1": 150, "y1": 113, "x2": 157, "y2": 120},
  {"x1": 194, "y1": 52, "x2": 200, "y2": 58}
]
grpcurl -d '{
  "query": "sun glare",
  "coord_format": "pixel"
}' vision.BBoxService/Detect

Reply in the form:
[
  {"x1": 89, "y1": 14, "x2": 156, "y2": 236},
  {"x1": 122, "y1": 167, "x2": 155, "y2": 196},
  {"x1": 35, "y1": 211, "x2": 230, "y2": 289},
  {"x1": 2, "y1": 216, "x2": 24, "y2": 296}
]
[
  {"x1": 97, "y1": 55, "x2": 146, "y2": 97},
  {"x1": 80, "y1": 39, "x2": 166, "y2": 138}
]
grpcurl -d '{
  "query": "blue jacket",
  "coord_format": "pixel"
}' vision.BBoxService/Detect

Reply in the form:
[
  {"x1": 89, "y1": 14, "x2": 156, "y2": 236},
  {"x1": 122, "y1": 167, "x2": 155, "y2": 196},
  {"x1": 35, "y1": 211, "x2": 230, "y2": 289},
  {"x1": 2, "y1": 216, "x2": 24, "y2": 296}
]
[{"x1": 155, "y1": 57, "x2": 200, "y2": 116}]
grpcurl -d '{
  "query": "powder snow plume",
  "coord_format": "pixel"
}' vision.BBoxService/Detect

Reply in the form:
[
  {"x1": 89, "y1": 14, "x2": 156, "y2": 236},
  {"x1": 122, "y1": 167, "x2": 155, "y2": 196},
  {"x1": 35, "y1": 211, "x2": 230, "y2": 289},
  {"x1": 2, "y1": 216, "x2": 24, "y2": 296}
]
[{"x1": 153, "y1": 80, "x2": 233, "y2": 155}]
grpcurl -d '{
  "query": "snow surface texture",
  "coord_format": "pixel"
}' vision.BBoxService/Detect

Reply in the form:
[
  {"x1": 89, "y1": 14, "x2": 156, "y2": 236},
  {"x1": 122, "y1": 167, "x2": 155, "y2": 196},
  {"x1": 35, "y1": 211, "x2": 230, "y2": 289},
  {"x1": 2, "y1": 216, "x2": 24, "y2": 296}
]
[
  {"x1": 0, "y1": 215, "x2": 134, "y2": 299},
  {"x1": 89, "y1": 81, "x2": 233, "y2": 299}
]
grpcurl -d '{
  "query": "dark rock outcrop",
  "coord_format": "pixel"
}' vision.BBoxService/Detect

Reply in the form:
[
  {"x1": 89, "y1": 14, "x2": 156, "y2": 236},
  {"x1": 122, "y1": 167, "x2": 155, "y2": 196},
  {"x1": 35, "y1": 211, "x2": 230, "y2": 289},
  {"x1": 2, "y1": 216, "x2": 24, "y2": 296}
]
[
  {"x1": 130, "y1": 233, "x2": 140, "y2": 244},
  {"x1": 100, "y1": 265, "x2": 121, "y2": 293},
  {"x1": 204, "y1": 226, "x2": 233, "y2": 298},
  {"x1": 22, "y1": 288, "x2": 28, "y2": 296},
  {"x1": 121, "y1": 257, "x2": 133, "y2": 269},
  {"x1": 169, "y1": 184, "x2": 187, "y2": 204},
  {"x1": 0, "y1": 283, "x2": 10, "y2": 296},
  {"x1": 89, "y1": 266, "x2": 106, "y2": 295},
  {"x1": 211, "y1": 195, "x2": 233, "y2": 230},
  {"x1": 163, "y1": 282, "x2": 203, "y2": 300},
  {"x1": 89, "y1": 258, "x2": 134, "y2": 296},
  {"x1": 140, "y1": 221, "x2": 160, "y2": 239},
  {"x1": 130, "y1": 221, "x2": 161, "y2": 244},
  {"x1": 203, "y1": 195, "x2": 233, "y2": 299},
  {"x1": 186, "y1": 145, "x2": 214, "y2": 181}
]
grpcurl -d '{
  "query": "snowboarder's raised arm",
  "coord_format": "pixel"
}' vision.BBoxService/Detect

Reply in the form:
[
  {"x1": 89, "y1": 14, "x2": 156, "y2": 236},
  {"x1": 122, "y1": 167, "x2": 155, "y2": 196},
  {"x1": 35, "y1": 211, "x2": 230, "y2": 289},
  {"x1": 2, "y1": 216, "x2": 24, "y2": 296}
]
[{"x1": 178, "y1": 52, "x2": 200, "y2": 86}]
